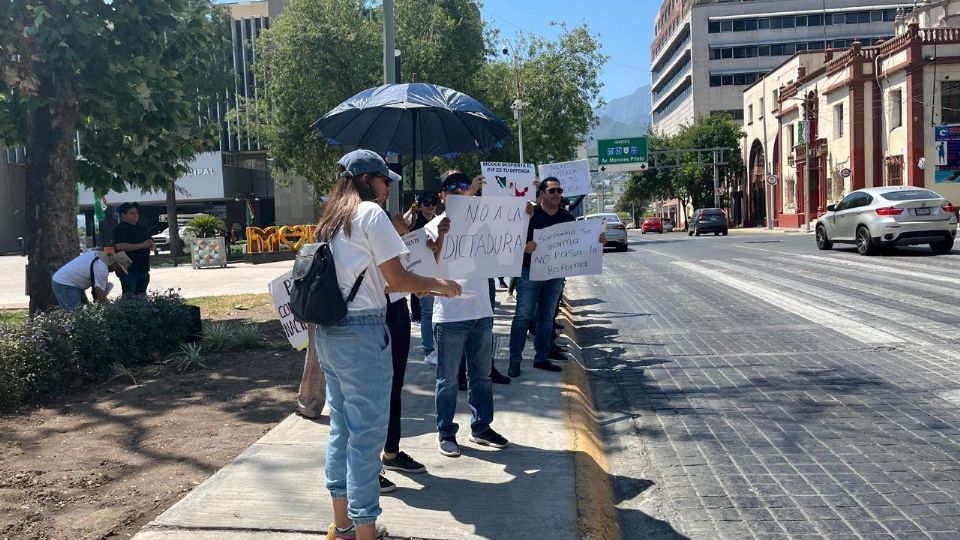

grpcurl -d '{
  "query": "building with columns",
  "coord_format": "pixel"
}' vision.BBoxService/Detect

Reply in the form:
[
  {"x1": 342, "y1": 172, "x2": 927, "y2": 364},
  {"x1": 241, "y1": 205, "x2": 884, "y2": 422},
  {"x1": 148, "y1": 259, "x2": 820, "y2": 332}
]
[{"x1": 742, "y1": 1, "x2": 960, "y2": 228}]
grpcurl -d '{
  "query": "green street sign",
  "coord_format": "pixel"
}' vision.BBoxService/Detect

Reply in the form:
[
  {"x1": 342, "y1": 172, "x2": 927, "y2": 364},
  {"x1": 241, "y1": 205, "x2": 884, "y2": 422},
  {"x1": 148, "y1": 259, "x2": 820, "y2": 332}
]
[{"x1": 597, "y1": 137, "x2": 647, "y2": 166}]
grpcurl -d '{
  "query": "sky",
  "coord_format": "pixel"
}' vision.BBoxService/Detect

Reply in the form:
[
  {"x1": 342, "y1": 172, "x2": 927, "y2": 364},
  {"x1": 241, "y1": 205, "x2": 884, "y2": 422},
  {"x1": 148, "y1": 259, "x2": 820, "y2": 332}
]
[{"x1": 479, "y1": 0, "x2": 654, "y2": 102}]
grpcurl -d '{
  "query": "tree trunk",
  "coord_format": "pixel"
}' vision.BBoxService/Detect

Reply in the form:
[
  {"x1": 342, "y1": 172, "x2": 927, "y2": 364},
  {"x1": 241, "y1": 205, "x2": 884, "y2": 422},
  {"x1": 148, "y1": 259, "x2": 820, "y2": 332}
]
[
  {"x1": 166, "y1": 181, "x2": 183, "y2": 256},
  {"x1": 25, "y1": 102, "x2": 80, "y2": 313}
]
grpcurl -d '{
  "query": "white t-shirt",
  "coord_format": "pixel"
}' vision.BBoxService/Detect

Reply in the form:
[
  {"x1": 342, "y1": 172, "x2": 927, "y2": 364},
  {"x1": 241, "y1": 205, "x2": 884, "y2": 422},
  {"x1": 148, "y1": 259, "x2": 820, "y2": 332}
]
[
  {"x1": 52, "y1": 252, "x2": 109, "y2": 291},
  {"x1": 424, "y1": 213, "x2": 494, "y2": 323},
  {"x1": 330, "y1": 201, "x2": 408, "y2": 311}
]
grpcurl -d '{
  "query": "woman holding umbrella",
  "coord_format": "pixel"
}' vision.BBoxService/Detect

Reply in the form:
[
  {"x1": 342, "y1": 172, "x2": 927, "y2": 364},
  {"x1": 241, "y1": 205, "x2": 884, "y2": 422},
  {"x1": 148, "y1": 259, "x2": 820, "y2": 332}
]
[{"x1": 315, "y1": 150, "x2": 461, "y2": 540}]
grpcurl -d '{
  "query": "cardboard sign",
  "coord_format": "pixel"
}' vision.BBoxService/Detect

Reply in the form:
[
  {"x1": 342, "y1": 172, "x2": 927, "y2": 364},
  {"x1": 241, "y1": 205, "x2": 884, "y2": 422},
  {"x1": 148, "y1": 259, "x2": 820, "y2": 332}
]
[
  {"x1": 268, "y1": 271, "x2": 309, "y2": 351},
  {"x1": 426, "y1": 195, "x2": 529, "y2": 279},
  {"x1": 480, "y1": 161, "x2": 537, "y2": 201},
  {"x1": 538, "y1": 159, "x2": 591, "y2": 197},
  {"x1": 529, "y1": 220, "x2": 603, "y2": 281}
]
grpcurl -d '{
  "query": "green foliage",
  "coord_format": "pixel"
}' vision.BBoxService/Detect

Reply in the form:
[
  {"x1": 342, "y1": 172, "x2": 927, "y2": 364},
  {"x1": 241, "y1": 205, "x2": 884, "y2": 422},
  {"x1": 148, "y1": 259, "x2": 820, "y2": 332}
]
[
  {"x1": 202, "y1": 320, "x2": 265, "y2": 351},
  {"x1": 185, "y1": 214, "x2": 226, "y2": 238},
  {"x1": 171, "y1": 343, "x2": 207, "y2": 373},
  {"x1": 0, "y1": 292, "x2": 195, "y2": 410},
  {"x1": 245, "y1": 1, "x2": 605, "y2": 194}
]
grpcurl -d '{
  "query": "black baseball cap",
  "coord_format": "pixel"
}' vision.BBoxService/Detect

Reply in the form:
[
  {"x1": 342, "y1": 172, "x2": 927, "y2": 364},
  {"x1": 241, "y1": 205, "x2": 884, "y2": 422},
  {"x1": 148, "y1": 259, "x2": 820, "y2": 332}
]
[{"x1": 118, "y1": 202, "x2": 140, "y2": 214}]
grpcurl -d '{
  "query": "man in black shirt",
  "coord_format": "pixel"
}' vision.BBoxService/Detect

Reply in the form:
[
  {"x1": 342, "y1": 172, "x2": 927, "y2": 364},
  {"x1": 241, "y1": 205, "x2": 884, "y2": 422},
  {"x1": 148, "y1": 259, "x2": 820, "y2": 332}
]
[
  {"x1": 508, "y1": 177, "x2": 603, "y2": 377},
  {"x1": 112, "y1": 202, "x2": 154, "y2": 296}
]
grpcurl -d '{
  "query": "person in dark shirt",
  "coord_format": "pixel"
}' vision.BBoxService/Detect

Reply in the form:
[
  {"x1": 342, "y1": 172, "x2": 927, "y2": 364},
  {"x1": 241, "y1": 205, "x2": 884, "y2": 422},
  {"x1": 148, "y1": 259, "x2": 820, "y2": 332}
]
[
  {"x1": 508, "y1": 177, "x2": 603, "y2": 377},
  {"x1": 112, "y1": 202, "x2": 154, "y2": 296}
]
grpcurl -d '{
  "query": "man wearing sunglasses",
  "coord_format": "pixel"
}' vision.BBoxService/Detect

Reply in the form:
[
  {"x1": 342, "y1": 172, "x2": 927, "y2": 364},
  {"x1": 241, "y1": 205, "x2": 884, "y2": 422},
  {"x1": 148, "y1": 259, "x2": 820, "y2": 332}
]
[
  {"x1": 508, "y1": 177, "x2": 603, "y2": 377},
  {"x1": 424, "y1": 170, "x2": 510, "y2": 458}
]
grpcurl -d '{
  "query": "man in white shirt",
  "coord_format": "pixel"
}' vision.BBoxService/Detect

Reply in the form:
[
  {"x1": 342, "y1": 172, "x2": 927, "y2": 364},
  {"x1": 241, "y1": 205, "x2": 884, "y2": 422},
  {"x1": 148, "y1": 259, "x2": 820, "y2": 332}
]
[
  {"x1": 51, "y1": 251, "x2": 132, "y2": 310},
  {"x1": 425, "y1": 171, "x2": 509, "y2": 457}
]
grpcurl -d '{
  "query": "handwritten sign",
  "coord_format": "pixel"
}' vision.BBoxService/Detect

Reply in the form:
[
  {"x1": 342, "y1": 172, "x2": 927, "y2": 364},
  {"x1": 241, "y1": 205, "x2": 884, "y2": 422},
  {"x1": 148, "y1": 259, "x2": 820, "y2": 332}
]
[
  {"x1": 426, "y1": 195, "x2": 529, "y2": 279},
  {"x1": 400, "y1": 228, "x2": 439, "y2": 278},
  {"x1": 538, "y1": 159, "x2": 591, "y2": 197},
  {"x1": 529, "y1": 220, "x2": 603, "y2": 281},
  {"x1": 480, "y1": 162, "x2": 537, "y2": 201},
  {"x1": 268, "y1": 271, "x2": 309, "y2": 351}
]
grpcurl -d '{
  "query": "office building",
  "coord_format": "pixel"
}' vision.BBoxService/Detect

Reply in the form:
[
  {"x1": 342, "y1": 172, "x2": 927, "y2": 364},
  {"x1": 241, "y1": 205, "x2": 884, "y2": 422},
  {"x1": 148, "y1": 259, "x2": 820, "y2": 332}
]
[{"x1": 651, "y1": 0, "x2": 913, "y2": 135}]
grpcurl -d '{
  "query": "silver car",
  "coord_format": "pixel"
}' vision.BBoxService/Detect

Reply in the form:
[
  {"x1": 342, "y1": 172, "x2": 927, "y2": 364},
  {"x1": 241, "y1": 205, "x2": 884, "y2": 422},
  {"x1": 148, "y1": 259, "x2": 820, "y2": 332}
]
[
  {"x1": 815, "y1": 187, "x2": 958, "y2": 255},
  {"x1": 582, "y1": 213, "x2": 628, "y2": 251}
]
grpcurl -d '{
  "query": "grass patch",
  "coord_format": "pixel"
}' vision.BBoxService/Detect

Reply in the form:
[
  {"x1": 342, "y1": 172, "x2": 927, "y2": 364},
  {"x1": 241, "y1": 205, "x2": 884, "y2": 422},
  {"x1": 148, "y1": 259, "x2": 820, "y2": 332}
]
[
  {"x1": 186, "y1": 293, "x2": 275, "y2": 322},
  {"x1": 0, "y1": 310, "x2": 27, "y2": 326}
]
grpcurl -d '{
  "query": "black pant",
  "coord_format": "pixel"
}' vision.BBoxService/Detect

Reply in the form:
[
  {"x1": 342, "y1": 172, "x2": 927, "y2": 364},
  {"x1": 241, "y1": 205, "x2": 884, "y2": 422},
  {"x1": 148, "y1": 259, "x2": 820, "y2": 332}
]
[
  {"x1": 410, "y1": 294, "x2": 421, "y2": 321},
  {"x1": 385, "y1": 298, "x2": 411, "y2": 454}
]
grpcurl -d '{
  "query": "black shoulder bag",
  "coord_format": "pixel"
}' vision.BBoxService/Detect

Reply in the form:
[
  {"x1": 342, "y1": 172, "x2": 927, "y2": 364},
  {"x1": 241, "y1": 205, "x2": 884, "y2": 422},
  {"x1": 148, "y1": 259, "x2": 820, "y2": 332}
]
[{"x1": 290, "y1": 223, "x2": 367, "y2": 325}]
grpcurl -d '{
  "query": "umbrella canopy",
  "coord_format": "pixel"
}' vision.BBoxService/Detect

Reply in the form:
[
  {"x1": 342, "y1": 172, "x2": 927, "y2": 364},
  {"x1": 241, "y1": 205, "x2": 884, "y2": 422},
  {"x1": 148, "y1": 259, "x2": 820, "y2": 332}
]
[{"x1": 311, "y1": 83, "x2": 511, "y2": 159}]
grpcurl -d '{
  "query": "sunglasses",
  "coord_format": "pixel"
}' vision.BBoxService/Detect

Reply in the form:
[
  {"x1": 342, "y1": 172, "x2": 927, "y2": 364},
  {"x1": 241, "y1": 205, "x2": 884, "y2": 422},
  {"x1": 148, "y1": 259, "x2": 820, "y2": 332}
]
[
  {"x1": 442, "y1": 181, "x2": 472, "y2": 192},
  {"x1": 545, "y1": 187, "x2": 564, "y2": 195},
  {"x1": 420, "y1": 201, "x2": 437, "y2": 207}
]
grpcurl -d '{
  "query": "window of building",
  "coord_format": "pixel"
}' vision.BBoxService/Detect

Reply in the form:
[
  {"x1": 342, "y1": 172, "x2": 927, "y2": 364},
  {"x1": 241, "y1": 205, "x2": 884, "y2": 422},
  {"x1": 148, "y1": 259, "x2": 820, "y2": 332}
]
[
  {"x1": 942, "y1": 81, "x2": 960, "y2": 124},
  {"x1": 744, "y1": 19, "x2": 757, "y2": 31},
  {"x1": 808, "y1": 14, "x2": 823, "y2": 26},
  {"x1": 721, "y1": 48, "x2": 733, "y2": 59},
  {"x1": 748, "y1": 104, "x2": 754, "y2": 124},
  {"x1": 759, "y1": 45, "x2": 770, "y2": 56},
  {"x1": 709, "y1": 21, "x2": 720, "y2": 33},
  {"x1": 835, "y1": 104, "x2": 845, "y2": 138},
  {"x1": 771, "y1": 89, "x2": 778, "y2": 111},
  {"x1": 721, "y1": 21, "x2": 732, "y2": 32},
  {"x1": 787, "y1": 124, "x2": 795, "y2": 149},
  {"x1": 732, "y1": 20, "x2": 745, "y2": 32},
  {"x1": 758, "y1": 18, "x2": 770, "y2": 30},
  {"x1": 710, "y1": 75, "x2": 721, "y2": 87},
  {"x1": 885, "y1": 156, "x2": 904, "y2": 186},
  {"x1": 759, "y1": 97, "x2": 765, "y2": 118},
  {"x1": 796, "y1": 15, "x2": 807, "y2": 27},
  {"x1": 889, "y1": 89, "x2": 903, "y2": 129}
]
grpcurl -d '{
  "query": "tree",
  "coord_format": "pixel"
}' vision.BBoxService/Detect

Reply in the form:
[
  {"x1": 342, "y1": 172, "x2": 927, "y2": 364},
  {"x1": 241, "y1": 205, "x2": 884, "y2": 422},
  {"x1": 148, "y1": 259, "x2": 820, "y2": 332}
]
[{"x1": 0, "y1": 0, "x2": 230, "y2": 311}]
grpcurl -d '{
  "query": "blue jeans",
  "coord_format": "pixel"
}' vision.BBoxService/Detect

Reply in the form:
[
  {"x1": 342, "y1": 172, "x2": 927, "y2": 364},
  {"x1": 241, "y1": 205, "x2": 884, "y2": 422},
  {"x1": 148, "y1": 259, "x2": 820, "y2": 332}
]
[
  {"x1": 509, "y1": 268, "x2": 565, "y2": 364},
  {"x1": 435, "y1": 317, "x2": 494, "y2": 438},
  {"x1": 118, "y1": 271, "x2": 149, "y2": 296},
  {"x1": 52, "y1": 280, "x2": 85, "y2": 310},
  {"x1": 315, "y1": 309, "x2": 392, "y2": 527},
  {"x1": 419, "y1": 295, "x2": 434, "y2": 355}
]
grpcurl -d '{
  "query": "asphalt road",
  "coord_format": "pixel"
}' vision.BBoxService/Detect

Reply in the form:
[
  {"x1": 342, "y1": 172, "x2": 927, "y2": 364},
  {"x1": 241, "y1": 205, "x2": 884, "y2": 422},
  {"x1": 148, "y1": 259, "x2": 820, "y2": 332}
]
[{"x1": 565, "y1": 229, "x2": 960, "y2": 539}]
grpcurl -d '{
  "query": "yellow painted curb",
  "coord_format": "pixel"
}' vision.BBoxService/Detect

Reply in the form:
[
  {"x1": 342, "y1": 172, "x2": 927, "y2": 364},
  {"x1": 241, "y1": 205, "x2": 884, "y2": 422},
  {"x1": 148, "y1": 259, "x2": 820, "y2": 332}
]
[{"x1": 559, "y1": 308, "x2": 621, "y2": 540}]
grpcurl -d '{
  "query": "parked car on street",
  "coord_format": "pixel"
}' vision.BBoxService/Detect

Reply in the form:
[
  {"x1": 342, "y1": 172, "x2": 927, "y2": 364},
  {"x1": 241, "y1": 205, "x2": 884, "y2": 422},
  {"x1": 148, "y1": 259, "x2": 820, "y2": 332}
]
[
  {"x1": 815, "y1": 187, "x2": 958, "y2": 255},
  {"x1": 581, "y1": 212, "x2": 628, "y2": 251},
  {"x1": 641, "y1": 217, "x2": 664, "y2": 234},
  {"x1": 688, "y1": 208, "x2": 729, "y2": 236},
  {"x1": 662, "y1": 218, "x2": 675, "y2": 232},
  {"x1": 151, "y1": 225, "x2": 194, "y2": 253}
]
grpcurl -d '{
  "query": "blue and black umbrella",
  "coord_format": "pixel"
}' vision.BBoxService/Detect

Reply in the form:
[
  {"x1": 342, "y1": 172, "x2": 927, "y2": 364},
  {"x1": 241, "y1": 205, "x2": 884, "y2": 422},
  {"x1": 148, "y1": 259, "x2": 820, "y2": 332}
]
[{"x1": 311, "y1": 83, "x2": 511, "y2": 160}]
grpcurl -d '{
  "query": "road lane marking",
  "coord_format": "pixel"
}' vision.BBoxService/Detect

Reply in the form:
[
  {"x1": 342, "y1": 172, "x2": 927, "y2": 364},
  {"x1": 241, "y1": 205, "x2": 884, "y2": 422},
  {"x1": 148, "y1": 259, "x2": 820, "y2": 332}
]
[{"x1": 672, "y1": 261, "x2": 904, "y2": 345}]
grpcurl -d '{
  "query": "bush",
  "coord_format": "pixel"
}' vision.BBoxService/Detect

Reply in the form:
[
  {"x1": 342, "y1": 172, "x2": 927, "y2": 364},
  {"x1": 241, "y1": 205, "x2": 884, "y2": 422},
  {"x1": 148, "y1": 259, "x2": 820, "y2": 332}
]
[{"x1": 0, "y1": 291, "x2": 195, "y2": 410}]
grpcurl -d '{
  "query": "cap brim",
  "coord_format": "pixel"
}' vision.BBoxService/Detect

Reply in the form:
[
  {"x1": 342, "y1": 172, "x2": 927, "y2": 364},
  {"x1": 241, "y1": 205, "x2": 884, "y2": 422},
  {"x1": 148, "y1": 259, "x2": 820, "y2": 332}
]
[{"x1": 387, "y1": 170, "x2": 402, "y2": 183}]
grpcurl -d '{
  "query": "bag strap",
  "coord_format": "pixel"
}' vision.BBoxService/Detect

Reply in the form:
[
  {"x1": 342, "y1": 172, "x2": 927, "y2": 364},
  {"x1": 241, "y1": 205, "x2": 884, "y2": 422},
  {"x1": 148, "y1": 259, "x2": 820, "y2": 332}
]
[
  {"x1": 89, "y1": 254, "x2": 98, "y2": 292},
  {"x1": 325, "y1": 220, "x2": 366, "y2": 304}
]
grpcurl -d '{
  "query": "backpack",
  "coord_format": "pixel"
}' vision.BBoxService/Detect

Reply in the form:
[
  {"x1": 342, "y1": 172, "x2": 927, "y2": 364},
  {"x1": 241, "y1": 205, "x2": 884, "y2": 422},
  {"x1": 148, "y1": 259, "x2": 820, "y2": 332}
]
[{"x1": 289, "y1": 223, "x2": 366, "y2": 325}]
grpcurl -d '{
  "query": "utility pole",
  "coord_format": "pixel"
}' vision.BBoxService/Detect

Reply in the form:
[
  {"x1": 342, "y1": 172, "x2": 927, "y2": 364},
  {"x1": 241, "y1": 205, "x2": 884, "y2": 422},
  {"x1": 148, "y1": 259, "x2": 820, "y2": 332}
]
[
  {"x1": 383, "y1": 0, "x2": 400, "y2": 214},
  {"x1": 713, "y1": 149, "x2": 720, "y2": 208},
  {"x1": 503, "y1": 40, "x2": 524, "y2": 163},
  {"x1": 804, "y1": 98, "x2": 813, "y2": 233}
]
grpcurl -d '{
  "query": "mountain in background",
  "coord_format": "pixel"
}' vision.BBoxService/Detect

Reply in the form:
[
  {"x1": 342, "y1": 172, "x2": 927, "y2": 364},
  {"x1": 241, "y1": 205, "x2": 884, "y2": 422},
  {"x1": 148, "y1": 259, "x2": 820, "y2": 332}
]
[{"x1": 590, "y1": 84, "x2": 652, "y2": 142}]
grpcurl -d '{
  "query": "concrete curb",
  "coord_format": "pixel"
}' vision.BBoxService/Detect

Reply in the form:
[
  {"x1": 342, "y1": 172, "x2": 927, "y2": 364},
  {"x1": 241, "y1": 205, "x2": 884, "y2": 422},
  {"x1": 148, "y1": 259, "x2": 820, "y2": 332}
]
[{"x1": 557, "y1": 303, "x2": 622, "y2": 540}]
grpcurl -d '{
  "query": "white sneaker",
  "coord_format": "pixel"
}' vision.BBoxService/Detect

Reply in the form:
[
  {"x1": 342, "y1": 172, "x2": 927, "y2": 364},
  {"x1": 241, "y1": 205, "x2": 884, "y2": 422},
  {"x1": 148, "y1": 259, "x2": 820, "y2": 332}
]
[{"x1": 425, "y1": 351, "x2": 438, "y2": 365}]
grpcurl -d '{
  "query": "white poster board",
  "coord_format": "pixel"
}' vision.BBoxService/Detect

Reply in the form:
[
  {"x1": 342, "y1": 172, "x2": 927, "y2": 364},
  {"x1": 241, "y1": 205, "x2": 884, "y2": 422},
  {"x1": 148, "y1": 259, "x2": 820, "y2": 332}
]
[
  {"x1": 538, "y1": 159, "x2": 591, "y2": 197},
  {"x1": 268, "y1": 271, "x2": 309, "y2": 351},
  {"x1": 427, "y1": 195, "x2": 529, "y2": 279},
  {"x1": 400, "y1": 228, "x2": 439, "y2": 278},
  {"x1": 529, "y1": 220, "x2": 603, "y2": 281},
  {"x1": 480, "y1": 162, "x2": 537, "y2": 201}
]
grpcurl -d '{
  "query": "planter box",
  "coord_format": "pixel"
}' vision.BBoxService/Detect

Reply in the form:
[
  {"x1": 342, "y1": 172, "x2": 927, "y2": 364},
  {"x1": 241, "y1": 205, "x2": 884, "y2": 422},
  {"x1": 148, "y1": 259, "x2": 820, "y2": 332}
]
[{"x1": 190, "y1": 237, "x2": 227, "y2": 269}]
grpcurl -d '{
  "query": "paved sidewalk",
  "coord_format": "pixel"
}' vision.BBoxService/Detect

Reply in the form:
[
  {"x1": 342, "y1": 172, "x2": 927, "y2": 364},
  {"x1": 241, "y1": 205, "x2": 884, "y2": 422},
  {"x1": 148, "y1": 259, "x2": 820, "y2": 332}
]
[
  {"x1": 0, "y1": 255, "x2": 291, "y2": 309},
  {"x1": 133, "y1": 294, "x2": 616, "y2": 540}
]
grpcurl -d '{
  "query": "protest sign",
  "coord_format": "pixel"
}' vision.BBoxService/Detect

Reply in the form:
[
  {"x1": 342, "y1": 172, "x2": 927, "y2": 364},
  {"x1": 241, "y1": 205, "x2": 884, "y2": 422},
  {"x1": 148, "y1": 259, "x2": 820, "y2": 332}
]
[
  {"x1": 529, "y1": 220, "x2": 603, "y2": 281},
  {"x1": 268, "y1": 271, "x2": 309, "y2": 351},
  {"x1": 429, "y1": 195, "x2": 529, "y2": 279},
  {"x1": 480, "y1": 162, "x2": 537, "y2": 201},
  {"x1": 400, "y1": 228, "x2": 439, "y2": 278},
  {"x1": 537, "y1": 159, "x2": 591, "y2": 197}
]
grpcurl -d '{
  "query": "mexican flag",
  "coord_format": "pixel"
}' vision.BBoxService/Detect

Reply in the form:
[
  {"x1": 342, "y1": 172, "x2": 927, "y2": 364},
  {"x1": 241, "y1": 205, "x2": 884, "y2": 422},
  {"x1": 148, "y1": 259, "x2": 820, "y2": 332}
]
[
  {"x1": 94, "y1": 194, "x2": 108, "y2": 224},
  {"x1": 244, "y1": 198, "x2": 256, "y2": 226}
]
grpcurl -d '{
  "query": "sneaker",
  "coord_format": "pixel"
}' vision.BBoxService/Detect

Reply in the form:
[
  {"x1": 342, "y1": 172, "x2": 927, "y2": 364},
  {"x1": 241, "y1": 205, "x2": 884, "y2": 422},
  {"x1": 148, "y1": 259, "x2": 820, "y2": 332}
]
[
  {"x1": 326, "y1": 523, "x2": 390, "y2": 539},
  {"x1": 507, "y1": 362, "x2": 521, "y2": 378},
  {"x1": 469, "y1": 428, "x2": 509, "y2": 449},
  {"x1": 490, "y1": 366, "x2": 511, "y2": 384},
  {"x1": 533, "y1": 361, "x2": 563, "y2": 372},
  {"x1": 425, "y1": 351, "x2": 438, "y2": 365},
  {"x1": 379, "y1": 471, "x2": 396, "y2": 494},
  {"x1": 437, "y1": 436, "x2": 461, "y2": 457},
  {"x1": 382, "y1": 451, "x2": 426, "y2": 474}
]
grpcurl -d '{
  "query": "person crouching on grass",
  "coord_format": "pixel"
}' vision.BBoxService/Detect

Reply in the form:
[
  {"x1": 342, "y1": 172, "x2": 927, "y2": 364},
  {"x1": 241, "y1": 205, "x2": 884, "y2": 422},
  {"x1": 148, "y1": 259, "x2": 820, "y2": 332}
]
[{"x1": 315, "y1": 150, "x2": 461, "y2": 540}]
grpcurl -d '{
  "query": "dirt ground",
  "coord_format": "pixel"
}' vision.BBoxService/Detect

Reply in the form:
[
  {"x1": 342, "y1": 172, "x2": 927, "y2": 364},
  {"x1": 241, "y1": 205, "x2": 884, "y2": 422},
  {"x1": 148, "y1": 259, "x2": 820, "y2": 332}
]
[{"x1": 0, "y1": 295, "x2": 305, "y2": 540}]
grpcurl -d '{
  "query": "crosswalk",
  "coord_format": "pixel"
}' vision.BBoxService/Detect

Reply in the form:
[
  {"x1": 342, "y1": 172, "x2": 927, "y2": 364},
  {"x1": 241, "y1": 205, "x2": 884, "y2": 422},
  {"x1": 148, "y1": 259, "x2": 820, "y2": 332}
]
[{"x1": 672, "y1": 249, "x2": 960, "y2": 347}]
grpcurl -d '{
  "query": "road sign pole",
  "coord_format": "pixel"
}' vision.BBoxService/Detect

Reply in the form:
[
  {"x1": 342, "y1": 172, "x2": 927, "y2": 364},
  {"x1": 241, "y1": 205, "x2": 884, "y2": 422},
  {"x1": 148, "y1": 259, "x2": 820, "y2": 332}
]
[
  {"x1": 766, "y1": 184, "x2": 773, "y2": 230},
  {"x1": 713, "y1": 150, "x2": 720, "y2": 208}
]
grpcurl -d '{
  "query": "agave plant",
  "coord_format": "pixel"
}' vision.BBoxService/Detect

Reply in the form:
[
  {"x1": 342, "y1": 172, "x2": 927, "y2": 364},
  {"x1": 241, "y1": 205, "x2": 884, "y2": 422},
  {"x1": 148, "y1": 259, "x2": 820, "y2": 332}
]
[{"x1": 185, "y1": 214, "x2": 226, "y2": 238}]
